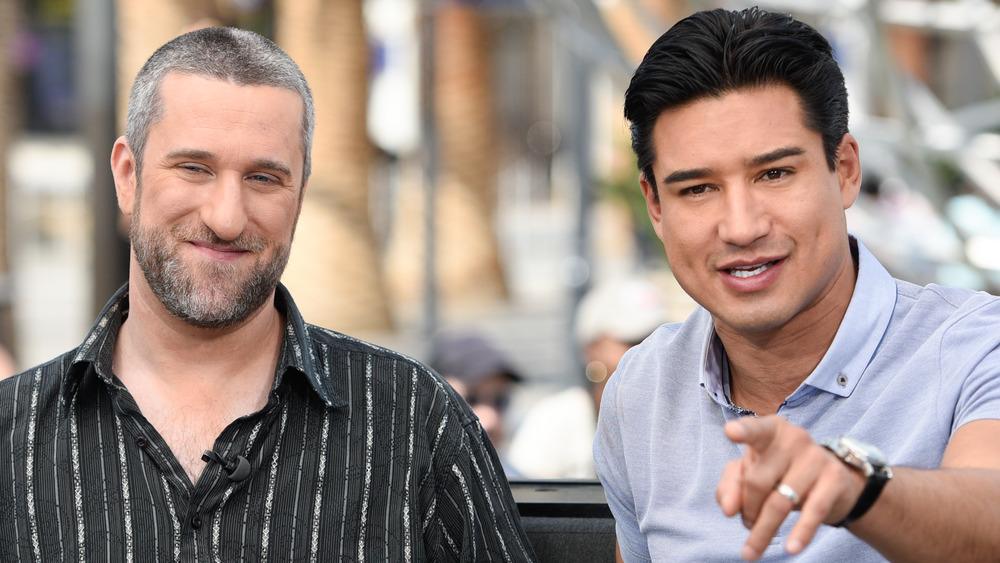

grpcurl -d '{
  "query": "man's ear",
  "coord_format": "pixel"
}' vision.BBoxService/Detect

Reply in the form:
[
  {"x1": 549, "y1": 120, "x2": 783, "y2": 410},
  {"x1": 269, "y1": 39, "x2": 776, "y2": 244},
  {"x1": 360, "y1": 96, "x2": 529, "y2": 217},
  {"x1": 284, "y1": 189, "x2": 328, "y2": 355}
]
[
  {"x1": 110, "y1": 136, "x2": 137, "y2": 216},
  {"x1": 639, "y1": 172, "x2": 664, "y2": 241},
  {"x1": 836, "y1": 133, "x2": 863, "y2": 210}
]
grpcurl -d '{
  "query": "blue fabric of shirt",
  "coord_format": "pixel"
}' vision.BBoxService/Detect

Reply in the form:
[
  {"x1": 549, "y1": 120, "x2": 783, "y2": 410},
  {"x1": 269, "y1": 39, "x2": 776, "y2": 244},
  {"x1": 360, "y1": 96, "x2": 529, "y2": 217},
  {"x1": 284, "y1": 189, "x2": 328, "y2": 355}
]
[{"x1": 593, "y1": 239, "x2": 1000, "y2": 562}]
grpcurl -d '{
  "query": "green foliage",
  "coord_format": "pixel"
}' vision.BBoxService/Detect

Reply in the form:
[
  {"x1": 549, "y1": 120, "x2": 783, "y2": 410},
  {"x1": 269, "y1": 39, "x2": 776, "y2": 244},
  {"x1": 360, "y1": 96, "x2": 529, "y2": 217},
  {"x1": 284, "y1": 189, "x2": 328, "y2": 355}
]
[{"x1": 597, "y1": 164, "x2": 664, "y2": 264}]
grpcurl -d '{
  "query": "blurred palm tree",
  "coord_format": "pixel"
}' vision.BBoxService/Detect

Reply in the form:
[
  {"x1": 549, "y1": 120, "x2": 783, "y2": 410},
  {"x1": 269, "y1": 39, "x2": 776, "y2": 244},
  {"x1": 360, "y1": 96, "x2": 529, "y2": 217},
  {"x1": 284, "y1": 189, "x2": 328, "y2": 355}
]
[
  {"x1": 387, "y1": 1, "x2": 508, "y2": 309},
  {"x1": 433, "y1": 0, "x2": 508, "y2": 302},
  {"x1": 0, "y1": 0, "x2": 21, "y2": 364},
  {"x1": 276, "y1": 0, "x2": 394, "y2": 331}
]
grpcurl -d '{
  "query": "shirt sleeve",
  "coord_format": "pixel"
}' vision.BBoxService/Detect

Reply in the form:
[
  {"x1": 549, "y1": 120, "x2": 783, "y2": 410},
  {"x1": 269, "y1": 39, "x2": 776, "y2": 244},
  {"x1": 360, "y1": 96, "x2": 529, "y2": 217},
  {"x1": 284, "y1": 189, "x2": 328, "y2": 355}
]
[
  {"x1": 594, "y1": 363, "x2": 652, "y2": 562},
  {"x1": 422, "y1": 390, "x2": 536, "y2": 562},
  {"x1": 944, "y1": 298, "x2": 1000, "y2": 433}
]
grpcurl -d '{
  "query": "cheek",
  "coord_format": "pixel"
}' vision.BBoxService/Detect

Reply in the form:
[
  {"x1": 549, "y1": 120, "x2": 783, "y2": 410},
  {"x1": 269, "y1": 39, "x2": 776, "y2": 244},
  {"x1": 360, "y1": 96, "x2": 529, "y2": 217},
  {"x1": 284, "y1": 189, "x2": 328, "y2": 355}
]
[
  {"x1": 133, "y1": 190, "x2": 186, "y2": 228},
  {"x1": 247, "y1": 196, "x2": 300, "y2": 237},
  {"x1": 792, "y1": 190, "x2": 845, "y2": 238},
  {"x1": 660, "y1": 212, "x2": 710, "y2": 265}
]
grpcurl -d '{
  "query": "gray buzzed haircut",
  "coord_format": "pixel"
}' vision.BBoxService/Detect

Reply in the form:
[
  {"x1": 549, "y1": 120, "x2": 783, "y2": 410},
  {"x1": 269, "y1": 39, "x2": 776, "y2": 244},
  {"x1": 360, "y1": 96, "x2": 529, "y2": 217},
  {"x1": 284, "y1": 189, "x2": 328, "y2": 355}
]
[{"x1": 124, "y1": 26, "x2": 315, "y2": 183}]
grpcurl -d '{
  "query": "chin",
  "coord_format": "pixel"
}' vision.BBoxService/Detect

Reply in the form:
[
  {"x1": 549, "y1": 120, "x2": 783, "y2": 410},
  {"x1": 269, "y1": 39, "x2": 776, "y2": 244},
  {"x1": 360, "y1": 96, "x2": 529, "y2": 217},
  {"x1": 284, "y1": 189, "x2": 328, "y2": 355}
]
[{"x1": 714, "y1": 306, "x2": 796, "y2": 335}]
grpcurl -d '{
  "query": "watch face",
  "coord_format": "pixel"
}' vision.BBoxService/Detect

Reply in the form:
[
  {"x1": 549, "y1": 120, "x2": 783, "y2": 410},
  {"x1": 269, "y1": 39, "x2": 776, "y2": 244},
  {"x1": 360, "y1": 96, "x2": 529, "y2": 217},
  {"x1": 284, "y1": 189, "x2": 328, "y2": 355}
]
[{"x1": 840, "y1": 435, "x2": 888, "y2": 467}]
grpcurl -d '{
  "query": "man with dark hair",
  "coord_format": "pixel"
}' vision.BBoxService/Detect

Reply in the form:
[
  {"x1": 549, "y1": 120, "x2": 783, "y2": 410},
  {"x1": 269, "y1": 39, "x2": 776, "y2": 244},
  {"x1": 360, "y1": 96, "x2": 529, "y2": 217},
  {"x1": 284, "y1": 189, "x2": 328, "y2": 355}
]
[
  {"x1": 0, "y1": 27, "x2": 534, "y2": 561},
  {"x1": 594, "y1": 7, "x2": 1000, "y2": 561}
]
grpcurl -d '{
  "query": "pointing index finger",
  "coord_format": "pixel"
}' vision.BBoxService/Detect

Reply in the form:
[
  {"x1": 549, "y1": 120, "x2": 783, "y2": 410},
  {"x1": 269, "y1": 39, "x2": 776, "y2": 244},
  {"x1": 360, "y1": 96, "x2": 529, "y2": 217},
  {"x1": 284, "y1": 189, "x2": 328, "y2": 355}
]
[{"x1": 725, "y1": 415, "x2": 780, "y2": 450}]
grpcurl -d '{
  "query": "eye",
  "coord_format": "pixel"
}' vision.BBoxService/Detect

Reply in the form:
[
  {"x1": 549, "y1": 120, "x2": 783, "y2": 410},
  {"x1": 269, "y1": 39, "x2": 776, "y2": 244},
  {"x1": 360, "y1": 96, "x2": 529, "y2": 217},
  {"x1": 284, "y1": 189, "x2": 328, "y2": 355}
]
[
  {"x1": 180, "y1": 163, "x2": 207, "y2": 174},
  {"x1": 679, "y1": 184, "x2": 712, "y2": 196},
  {"x1": 761, "y1": 168, "x2": 790, "y2": 181},
  {"x1": 247, "y1": 172, "x2": 290, "y2": 189}
]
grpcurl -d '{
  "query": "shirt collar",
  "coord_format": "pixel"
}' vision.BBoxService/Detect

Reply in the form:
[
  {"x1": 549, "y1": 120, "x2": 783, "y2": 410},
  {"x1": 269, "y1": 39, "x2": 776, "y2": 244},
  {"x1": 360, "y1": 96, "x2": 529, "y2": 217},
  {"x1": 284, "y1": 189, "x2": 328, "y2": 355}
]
[
  {"x1": 272, "y1": 284, "x2": 347, "y2": 408},
  {"x1": 65, "y1": 283, "x2": 347, "y2": 408},
  {"x1": 797, "y1": 238, "x2": 895, "y2": 398},
  {"x1": 699, "y1": 237, "x2": 897, "y2": 404}
]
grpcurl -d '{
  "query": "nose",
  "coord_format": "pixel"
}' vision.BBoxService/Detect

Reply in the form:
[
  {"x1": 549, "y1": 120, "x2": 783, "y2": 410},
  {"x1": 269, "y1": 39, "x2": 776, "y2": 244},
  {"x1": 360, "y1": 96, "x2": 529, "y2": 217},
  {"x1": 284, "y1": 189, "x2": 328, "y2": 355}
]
[
  {"x1": 717, "y1": 184, "x2": 770, "y2": 246},
  {"x1": 200, "y1": 174, "x2": 248, "y2": 241}
]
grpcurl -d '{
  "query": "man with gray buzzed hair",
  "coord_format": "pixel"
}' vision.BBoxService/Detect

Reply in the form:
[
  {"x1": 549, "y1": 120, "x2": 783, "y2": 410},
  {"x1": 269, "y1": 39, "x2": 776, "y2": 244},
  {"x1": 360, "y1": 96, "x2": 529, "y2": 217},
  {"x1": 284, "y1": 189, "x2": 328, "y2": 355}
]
[{"x1": 0, "y1": 26, "x2": 535, "y2": 562}]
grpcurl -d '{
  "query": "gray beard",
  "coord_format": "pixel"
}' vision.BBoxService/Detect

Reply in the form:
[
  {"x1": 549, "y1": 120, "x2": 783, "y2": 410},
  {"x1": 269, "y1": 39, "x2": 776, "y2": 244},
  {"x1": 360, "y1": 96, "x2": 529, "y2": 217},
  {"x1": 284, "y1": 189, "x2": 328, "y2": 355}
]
[{"x1": 130, "y1": 215, "x2": 291, "y2": 330}]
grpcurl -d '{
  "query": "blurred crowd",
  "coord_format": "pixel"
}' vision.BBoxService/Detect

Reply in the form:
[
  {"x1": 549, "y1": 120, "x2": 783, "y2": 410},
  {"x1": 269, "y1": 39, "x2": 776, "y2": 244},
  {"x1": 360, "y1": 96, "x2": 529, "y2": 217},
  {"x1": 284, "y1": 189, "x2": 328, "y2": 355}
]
[
  {"x1": 428, "y1": 274, "x2": 672, "y2": 479},
  {"x1": 0, "y1": 344, "x2": 14, "y2": 379}
]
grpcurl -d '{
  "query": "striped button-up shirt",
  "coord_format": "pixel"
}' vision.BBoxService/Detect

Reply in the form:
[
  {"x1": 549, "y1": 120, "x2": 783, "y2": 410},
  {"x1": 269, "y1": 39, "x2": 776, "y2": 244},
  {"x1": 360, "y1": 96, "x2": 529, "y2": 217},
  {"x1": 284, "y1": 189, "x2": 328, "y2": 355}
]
[{"x1": 0, "y1": 284, "x2": 535, "y2": 561}]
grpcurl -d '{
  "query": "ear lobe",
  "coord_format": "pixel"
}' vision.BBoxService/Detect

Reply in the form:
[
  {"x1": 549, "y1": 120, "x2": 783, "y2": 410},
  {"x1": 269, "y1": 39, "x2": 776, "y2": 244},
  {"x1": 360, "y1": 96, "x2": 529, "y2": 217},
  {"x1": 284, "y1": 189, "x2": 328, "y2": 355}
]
[
  {"x1": 836, "y1": 133, "x2": 862, "y2": 210},
  {"x1": 639, "y1": 172, "x2": 665, "y2": 241},
  {"x1": 110, "y1": 136, "x2": 137, "y2": 216}
]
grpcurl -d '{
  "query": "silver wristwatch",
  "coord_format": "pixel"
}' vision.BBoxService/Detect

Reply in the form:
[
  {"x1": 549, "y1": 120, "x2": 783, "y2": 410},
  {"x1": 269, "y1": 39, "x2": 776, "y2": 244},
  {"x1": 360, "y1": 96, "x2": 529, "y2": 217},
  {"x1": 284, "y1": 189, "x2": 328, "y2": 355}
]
[{"x1": 822, "y1": 435, "x2": 893, "y2": 527}]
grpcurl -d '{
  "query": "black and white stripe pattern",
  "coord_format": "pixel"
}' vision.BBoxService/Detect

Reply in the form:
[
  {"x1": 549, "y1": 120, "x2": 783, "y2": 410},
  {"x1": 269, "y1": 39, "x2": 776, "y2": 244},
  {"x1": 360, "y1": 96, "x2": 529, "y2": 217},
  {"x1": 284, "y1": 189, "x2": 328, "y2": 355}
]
[{"x1": 0, "y1": 284, "x2": 535, "y2": 561}]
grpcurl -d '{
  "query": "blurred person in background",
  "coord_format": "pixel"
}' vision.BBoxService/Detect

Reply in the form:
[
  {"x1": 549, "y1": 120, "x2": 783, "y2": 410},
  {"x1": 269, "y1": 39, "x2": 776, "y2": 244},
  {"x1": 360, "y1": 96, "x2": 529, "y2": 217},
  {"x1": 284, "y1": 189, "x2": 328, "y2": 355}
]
[
  {"x1": 0, "y1": 344, "x2": 14, "y2": 379},
  {"x1": 0, "y1": 26, "x2": 534, "y2": 561},
  {"x1": 430, "y1": 332, "x2": 524, "y2": 476},
  {"x1": 507, "y1": 277, "x2": 668, "y2": 479}
]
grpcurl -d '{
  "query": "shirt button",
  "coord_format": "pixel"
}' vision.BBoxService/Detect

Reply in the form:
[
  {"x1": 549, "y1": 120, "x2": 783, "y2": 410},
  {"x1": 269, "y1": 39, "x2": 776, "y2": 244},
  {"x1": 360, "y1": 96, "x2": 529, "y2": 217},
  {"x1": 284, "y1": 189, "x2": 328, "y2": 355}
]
[
  {"x1": 191, "y1": 515, "x2": 203, "y2": 529},
  {"x1": 837, "y1": 374, "x2": 849, "y2": 386},
  {"x1": 135, "y1": 436, "x2": 148, "y2": 448}
]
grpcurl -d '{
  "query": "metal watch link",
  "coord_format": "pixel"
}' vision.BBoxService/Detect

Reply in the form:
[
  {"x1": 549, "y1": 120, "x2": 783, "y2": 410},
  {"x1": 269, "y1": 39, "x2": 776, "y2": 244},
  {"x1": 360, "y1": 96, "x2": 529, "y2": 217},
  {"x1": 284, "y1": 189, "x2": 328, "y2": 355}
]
[{"x1": 822, "y1": 435, "x2": 893, "y2": 527}]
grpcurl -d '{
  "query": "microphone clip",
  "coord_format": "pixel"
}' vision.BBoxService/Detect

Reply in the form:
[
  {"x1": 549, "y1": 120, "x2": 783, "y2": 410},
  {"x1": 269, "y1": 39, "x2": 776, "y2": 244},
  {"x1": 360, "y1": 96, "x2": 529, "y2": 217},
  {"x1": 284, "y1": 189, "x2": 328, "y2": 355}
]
[{"x1": 201, "y1": 450, "x2": 251, "y2": 482}]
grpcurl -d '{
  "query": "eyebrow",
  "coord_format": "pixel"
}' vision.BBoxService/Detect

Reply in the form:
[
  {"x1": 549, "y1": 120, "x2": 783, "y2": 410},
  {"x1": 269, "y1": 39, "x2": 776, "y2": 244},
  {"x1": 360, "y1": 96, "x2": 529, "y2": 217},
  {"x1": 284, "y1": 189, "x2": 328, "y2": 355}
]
[
  {"x1": 166, "y1": 148, "x2": 213, "y2": 161},
  {"x1": 662, "y1": 146, "x2": 806, "y2": 186},
  {"x1": 166, "y1": 149, "x2": 294, "y2": 178},
  {"x1": 663, "y1": 167, "x2": 712, "y2": 185},
  {"x1": 251, "y1": 158, "x2": 294, "y2": 179},
  {"x1": 747, "y1": 146, "x2": 805, "y2": 167}
]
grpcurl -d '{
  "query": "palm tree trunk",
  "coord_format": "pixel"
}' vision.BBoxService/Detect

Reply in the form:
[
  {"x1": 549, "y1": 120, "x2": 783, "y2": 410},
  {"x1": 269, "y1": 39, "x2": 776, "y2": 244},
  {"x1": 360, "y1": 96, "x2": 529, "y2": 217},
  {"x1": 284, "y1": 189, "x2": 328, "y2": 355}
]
[
  {"x1": 275, "y1": 0, "x2": 394, "y2": 331},
  {"x1": 433, "y1": 1, "x2": 507, "y2": 302},
  {"x1": 0, "y1": 0, "x2": 22, "y2": 366}
]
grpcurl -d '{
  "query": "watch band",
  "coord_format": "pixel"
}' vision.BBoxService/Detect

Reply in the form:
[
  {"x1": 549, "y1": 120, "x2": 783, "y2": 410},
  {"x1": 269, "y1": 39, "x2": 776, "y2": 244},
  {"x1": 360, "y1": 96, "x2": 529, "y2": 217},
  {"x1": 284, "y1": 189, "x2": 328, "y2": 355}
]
[{"x1": 835, "y1": 467, "x2": 890, "y2": 527}]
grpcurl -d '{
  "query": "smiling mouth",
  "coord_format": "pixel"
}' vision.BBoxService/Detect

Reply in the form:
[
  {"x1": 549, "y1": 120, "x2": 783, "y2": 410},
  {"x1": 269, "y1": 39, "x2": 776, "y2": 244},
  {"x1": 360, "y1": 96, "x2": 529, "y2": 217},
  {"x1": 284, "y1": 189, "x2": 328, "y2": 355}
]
[
  {"x1": 190, "y1": 240, "x2": 253, "y2": 253},
  {"x1": 727, "y1": 261, "x2": 777, "y2": 278}
]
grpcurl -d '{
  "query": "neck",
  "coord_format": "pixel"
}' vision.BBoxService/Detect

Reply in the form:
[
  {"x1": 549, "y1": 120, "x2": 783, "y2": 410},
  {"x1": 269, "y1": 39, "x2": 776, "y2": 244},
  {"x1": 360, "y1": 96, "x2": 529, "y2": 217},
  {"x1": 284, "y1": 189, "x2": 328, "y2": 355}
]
[
  {"x1": 115, "y1": 272, "x2": 284, "y2": 390},
  {"x1": 719, "y1": 249, "x2": 858, "y2": 416},
  {"x1": 722, "y1": 334, "x2": 828, "y2": 416},
  {"x1": 112, "y1": 272, "x2": 285, "y2": 484}
]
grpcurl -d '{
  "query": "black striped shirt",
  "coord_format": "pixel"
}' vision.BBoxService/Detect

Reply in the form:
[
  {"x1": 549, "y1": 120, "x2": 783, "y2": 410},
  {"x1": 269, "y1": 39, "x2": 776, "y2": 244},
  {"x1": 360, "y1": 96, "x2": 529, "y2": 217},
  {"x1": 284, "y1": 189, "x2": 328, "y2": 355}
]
[{"x1": 0, "y1": 284, "x2": 535, "y2": 561}]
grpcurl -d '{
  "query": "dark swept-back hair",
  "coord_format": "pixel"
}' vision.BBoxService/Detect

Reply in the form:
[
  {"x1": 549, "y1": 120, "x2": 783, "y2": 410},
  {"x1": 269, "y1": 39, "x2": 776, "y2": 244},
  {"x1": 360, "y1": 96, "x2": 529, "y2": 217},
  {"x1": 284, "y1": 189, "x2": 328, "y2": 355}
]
[{"x1": 624, "y1": 7, "x2": 849, "y2": 191}]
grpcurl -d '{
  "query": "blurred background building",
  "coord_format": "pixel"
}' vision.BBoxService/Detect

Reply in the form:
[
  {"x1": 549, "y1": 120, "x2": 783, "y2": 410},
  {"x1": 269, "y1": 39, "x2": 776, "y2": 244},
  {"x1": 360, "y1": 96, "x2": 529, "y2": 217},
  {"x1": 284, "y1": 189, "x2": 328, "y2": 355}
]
[{"x1": 2, "y1": 1, "x2": 999, "y2": 428}]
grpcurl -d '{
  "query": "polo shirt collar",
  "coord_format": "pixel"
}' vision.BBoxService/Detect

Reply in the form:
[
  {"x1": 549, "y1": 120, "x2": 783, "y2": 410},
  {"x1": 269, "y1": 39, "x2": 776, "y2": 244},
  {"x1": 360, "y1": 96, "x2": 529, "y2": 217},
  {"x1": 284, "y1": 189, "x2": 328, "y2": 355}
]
[
  {"x1": 797, "y1": 239, "x2": 895, "y2": 398},
  {"x1": 65, "y1": 282, "x2": 347, "y2": 408},
  {"x1": 699, "y1": 237, "x2": 897, "y2": 404}
]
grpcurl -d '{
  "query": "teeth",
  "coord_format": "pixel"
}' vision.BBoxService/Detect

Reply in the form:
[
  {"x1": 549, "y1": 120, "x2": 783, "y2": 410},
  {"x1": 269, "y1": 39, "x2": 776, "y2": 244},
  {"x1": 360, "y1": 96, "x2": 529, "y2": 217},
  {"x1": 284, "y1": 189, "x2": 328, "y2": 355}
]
[{"x1": 729, "y1": 263, "x2": 770, "y2": 278}]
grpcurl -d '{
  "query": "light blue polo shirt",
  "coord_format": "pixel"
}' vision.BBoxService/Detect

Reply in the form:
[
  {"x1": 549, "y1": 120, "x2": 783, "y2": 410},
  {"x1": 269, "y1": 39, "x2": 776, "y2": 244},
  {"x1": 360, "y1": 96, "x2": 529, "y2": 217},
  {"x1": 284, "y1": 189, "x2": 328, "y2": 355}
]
[{"x1": 594, "y1": 239, "x2": 1000, "y2": 561}]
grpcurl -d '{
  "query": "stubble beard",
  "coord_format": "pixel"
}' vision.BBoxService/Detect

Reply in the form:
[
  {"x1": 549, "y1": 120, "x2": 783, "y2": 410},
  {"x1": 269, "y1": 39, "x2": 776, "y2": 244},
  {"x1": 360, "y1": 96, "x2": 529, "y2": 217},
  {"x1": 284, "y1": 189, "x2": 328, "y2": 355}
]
[{"x1": 130, "y1": 204, "x2": 292, "y2": 330}]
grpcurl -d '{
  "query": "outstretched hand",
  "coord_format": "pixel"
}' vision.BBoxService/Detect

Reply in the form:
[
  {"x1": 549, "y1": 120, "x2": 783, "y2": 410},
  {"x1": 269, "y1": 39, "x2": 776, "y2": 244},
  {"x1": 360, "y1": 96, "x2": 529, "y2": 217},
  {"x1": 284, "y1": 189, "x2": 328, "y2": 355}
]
[{"x1": 716, "y1": 416, "x2": 865, "y2": 560}]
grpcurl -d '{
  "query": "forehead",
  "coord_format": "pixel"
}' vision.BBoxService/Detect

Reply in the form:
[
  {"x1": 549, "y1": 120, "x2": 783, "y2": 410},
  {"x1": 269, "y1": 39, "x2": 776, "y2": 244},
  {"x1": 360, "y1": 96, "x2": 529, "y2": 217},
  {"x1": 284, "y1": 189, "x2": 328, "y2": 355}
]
[
  {"x1": 650, "y1": 86, "x2": 817, "y2": 173},
  {"x1": 156, "y1": 72, "x2": 304, "y2": 125},
  {"x1": 151, "y1": 73, "x2": 305, "y2": 171}
]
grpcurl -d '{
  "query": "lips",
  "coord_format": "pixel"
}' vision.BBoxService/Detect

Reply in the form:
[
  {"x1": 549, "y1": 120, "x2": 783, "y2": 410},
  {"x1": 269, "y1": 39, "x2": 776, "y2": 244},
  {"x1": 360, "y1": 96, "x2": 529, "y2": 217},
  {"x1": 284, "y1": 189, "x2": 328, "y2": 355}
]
[
  {"x1": 191, "y1": 241, "x2": 249, "y2": 254},
  {"x1": 727, "y1": 261, "x2": 777, "y2": 278}
]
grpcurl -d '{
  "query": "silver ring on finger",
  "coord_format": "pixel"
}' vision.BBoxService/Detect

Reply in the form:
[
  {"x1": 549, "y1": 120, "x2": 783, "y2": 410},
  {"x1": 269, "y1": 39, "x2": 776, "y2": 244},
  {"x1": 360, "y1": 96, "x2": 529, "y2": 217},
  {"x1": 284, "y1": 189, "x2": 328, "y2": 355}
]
[{"x1": 775, "y1": 483, "x2": 801, "y2": 507}]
